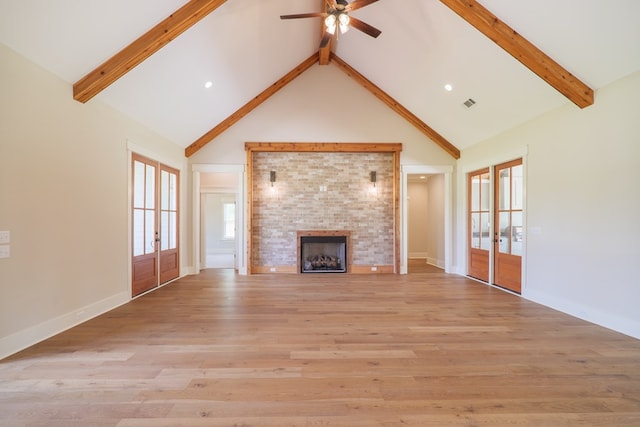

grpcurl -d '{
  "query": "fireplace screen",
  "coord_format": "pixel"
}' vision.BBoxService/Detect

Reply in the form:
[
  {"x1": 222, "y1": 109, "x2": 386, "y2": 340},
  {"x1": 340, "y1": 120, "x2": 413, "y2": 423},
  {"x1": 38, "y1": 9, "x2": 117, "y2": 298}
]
[{"x1": 300, "y1": 235, "x2": 347, "y2": 273}]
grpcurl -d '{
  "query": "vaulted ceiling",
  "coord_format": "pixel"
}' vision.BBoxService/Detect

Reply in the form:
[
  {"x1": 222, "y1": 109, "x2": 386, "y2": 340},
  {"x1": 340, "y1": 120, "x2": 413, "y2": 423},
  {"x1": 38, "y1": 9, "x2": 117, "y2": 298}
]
[{"x1": 1, "y1": 0, "x2": 639, "y2": 158}]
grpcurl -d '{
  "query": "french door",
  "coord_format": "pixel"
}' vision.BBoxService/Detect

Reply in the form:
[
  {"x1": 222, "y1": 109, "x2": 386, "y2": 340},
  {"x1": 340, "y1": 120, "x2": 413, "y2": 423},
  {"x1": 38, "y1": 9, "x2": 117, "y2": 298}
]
[
  {"x1": 131, "y1": 153, "x2": 179, "y2": 296},
  {"x1": 494, "y1": 159, "x2": 523, "y2": 293},
  {"x1": 467, "y1": 159, "x2": 523, "y2": 293},
  {"x1": 468, "y1": 168, "x2": 491, "y2": 282}
]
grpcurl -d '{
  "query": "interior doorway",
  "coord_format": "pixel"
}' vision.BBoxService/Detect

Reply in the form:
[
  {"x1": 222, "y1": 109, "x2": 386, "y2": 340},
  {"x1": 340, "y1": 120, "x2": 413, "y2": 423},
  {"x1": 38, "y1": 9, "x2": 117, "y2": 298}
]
[
  {"x1": 401, "y1": 165, "x2": 453, "y2": 275},
  {"x1": 200, "y1": 172, "x2": 241, "y2": 270},
  {"x1": 407, "y1": 174, "x2": 445, "y2": 273}
]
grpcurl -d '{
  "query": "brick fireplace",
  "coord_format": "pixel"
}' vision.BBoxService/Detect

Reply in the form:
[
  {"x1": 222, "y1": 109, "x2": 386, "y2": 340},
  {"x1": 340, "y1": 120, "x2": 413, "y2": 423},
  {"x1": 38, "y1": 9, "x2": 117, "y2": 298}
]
[{"x1": 246, "y1": 143, "x2": 401, "y2": 274}]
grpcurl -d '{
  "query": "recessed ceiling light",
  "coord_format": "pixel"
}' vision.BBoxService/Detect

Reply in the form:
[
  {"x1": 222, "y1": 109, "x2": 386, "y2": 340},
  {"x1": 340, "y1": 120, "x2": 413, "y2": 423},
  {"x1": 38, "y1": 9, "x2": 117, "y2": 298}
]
[
  {"x1": 444, "y1": 84, "x2": 453, "y2": 92},
  {"x1": 204, "y1": 81, "x2": 213, "y2": 89}
]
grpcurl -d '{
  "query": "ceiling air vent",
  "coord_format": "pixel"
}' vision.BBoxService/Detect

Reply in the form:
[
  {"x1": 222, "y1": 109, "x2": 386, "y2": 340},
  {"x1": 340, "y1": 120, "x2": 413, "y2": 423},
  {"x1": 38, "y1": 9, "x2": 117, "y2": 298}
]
[{"x1": 463, "y1": 98, "x2": 476, "y2": 108}]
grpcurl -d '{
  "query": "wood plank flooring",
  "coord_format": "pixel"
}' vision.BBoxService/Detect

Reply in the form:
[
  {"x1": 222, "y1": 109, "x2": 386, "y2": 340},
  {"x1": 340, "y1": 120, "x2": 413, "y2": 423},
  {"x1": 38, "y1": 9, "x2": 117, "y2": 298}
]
[{"x1": 1, "y1": 268, "x2": 640, "y2": 426}]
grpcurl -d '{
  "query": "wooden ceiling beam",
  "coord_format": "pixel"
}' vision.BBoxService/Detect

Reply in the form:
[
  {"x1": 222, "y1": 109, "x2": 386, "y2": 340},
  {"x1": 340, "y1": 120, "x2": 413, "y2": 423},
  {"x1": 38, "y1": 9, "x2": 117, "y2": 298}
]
[
  {"x1": 319, "y1": 0, "x2": 332, "y2": 65},
  {"x1": 185, "y1": 53, "x2": 319, "y2": 157},
  {"x1": 330, "y1": 53, "x2": 461, "y2": 159},
  {"x1": 440, "y1": 0, "x2": 594, "y2": 108},
  {"x1": 319, "y1": 38, "x2": 332, "y2": 65},
  {"x1": 73, "y1": 0, "x2": 227, "y2": 103}
]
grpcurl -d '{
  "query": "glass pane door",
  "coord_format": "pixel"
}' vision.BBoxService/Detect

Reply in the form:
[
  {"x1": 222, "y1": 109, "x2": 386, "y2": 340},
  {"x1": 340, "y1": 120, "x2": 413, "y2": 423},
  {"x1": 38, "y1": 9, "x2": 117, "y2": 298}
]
[
  {"x1": 131, "y1": 154, "x2": 180, "y2": 296},
  {"x1": 131, "y1": 154, "x2": 158, "y2": 296},
  {"x1": 494, "y1": 159, "x2": 523, "y2": 293},
  {"x1": 159, "y1": 165, "x2": 179, "y2": 284},
  {"x1": 468, "y1": 168, "x2": 490, "y2": 282}
]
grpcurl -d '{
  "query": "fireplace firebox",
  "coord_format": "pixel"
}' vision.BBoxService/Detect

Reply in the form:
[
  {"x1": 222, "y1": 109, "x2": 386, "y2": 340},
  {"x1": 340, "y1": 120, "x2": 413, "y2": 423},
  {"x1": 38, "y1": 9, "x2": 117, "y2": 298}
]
[{"x1": 298, "y1": 231, "x2": 350, "y2": 273}]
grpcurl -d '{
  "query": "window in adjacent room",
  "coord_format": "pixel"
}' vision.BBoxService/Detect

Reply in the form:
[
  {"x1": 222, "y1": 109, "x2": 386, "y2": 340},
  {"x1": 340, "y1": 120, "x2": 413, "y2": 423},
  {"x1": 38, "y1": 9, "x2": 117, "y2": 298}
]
[{"x1": 223, "y1": 202, "x2": 235, "y2": 240}]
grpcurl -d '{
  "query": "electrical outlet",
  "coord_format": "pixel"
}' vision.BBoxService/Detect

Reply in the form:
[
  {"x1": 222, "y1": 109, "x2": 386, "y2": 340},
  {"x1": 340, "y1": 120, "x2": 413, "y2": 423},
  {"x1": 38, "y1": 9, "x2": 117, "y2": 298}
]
[
  {"x1": 371, "y1": 266, "x2": 377, "y2": 272},
  {"x1": 270, "y1": 267, "x2": 276, "y2": 272},
  {"x1": 0, "y1": 231, "x2": 9, "y2": 244},
  {"x1": 0, "y1": 245, "x2": 10, "y2": 259}
]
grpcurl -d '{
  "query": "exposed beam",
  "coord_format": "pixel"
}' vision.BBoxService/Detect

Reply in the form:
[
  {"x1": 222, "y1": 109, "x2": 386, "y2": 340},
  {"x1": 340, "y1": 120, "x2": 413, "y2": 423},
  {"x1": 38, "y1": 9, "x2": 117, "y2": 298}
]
[
  {"x1": 73, "y1": 0, "x2": 227, "y2": 103},
  {"x1": 319, "y1": 0, "x2": 332, "y2": 65},
  {"x1": 330, "y1": 53, "x2": 461, "y2": 159},
  {"x1": 185, "y1": 54, "x2": 320, "y2": 157},
  {"x1": 440, "y1": 0, "x2": 594, "y2": 108}
]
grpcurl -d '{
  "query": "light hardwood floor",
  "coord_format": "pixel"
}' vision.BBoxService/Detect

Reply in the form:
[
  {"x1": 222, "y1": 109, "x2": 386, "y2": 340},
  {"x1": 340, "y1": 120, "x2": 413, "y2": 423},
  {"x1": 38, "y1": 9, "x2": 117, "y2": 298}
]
[{"x1": 1, "y1": 269, "x2": 639, "y2": 426}]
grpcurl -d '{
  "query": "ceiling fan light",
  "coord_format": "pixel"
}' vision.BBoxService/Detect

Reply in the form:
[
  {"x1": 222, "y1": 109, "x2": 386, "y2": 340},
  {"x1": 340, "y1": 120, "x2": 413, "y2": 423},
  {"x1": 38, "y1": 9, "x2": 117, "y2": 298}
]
[
  {"x1": 325, "y1": 14, "x2": 336, "y2": 27},
  {"x1": 325, "y1": 14, "x2": 337, "y2": 34},
  {"x1": 338, "y1": 13, "x2": 350, "y2": 33}
]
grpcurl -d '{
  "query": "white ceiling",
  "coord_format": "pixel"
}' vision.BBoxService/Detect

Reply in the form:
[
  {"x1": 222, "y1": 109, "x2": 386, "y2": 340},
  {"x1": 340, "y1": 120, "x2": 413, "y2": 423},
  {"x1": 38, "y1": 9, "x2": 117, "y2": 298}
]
[{"x1": 1, "y1": 0, "x2": 639, "y2": 152}]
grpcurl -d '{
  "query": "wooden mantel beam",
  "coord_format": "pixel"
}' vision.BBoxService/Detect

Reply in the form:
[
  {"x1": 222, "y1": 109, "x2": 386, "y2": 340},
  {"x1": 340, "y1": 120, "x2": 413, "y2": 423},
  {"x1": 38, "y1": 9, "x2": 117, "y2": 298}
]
[
  {"x1": 440, "y1": 0, "x2": 593, "y2": 108},
  {"x1": 185, "y1": 53, "x2": 320, "y2": 157},
  {"x1": 330, "y1": 53, "x2": 461, "y2": 159},
  {"x1": 73, "y1": 0, "x2": 227, "y2": 103}
]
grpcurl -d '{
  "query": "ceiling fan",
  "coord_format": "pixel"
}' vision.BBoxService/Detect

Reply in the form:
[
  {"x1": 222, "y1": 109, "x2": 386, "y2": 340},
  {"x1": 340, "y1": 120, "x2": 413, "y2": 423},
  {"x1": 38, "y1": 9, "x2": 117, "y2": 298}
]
[{"x1": 280, "y1": 0, "x2": 382, "y2": 48}]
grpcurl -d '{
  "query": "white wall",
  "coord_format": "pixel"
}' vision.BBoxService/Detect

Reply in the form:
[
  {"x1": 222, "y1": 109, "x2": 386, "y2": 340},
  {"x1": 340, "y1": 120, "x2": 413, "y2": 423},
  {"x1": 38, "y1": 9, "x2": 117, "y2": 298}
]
[
  {"x1": 0, "y1": 44, "x2": 185, "y2": 358},
  {"x1": 457, "y1": 71, "x2": 640, "y2": 339},
  {"x1": 188, "y1": 63, "x2": 457, "y2": 167}
]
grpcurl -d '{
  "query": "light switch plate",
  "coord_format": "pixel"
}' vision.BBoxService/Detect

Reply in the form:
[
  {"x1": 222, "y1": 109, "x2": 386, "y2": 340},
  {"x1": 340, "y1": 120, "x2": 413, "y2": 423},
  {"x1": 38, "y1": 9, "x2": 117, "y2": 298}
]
[
  {"x1": 0, "y1": 245, "x2": 10, "y2": 259},
  {"x1": 0, "y1": 231, "x2": 9, "y2": 244}
]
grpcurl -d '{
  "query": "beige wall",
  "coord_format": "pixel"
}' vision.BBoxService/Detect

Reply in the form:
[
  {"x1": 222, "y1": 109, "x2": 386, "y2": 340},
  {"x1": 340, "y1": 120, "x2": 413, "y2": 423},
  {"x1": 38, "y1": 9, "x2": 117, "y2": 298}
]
[
  {"x1": 407, "y1": 181, "x2": 429, "y2": 257},
  {"x1": 0, "y1": 44, "x2": 185, "y2": 358},
  {"x1": 457, "y1": 71, "x2": 640, "y2": 338},
  {"x1": 426, "y1": 174, "x2": 445, "y2": 267}
]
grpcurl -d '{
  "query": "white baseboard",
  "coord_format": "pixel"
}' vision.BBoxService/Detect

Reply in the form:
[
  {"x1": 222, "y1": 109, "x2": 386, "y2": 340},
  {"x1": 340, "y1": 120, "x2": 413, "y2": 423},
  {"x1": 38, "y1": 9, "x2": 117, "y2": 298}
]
[
  {"x1": 0, "y1": 291, "x2": 129, "y2": 360},
  {"x1": 426, "y1": 257, "x2": 445, "y2": 269},
  {"x1": 523, "y1": 289, "x2": 640, "y2": 340},
  {"x1": 408, "y1": 255, "x2": 445, "y2": 270},
  {"x1": 408, "y1": 252, "x2": 428, "y2": 259},
  {"x1": 183, "y1": 265, "x2": 197, "y2": 275},
  {"x1": 456, "y1": 275, "x2": 640, "y2": 340}
]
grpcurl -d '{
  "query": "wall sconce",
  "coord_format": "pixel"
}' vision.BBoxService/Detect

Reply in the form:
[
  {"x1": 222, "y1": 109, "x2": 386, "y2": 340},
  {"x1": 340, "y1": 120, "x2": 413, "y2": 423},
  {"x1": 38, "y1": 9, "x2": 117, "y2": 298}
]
[
  {"x1": 369, "y1": 171, "x2": 378, "y2": 195},
  {"x1": 270, "y1": 170, "x2": 276, "y2": 187}
]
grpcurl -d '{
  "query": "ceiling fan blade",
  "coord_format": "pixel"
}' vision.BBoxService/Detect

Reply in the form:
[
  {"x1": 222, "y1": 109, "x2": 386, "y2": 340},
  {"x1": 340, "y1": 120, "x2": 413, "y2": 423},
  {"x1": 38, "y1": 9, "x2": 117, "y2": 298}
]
[
  {"x1": 345, "y1": 0, "x2": 379, "y2": 12},
  {"x1": 280, "y1": 12, "x2": 326, "y2": 20},
  {"x1": 348, "y1": 16, "x2": 382, "y2": 38},
  {"x1": 320, "y1": 31, "x2": 332, "y2": 49},
  {"x1": 324, "y1": 0, "x2": 337, "y2": 10}
]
